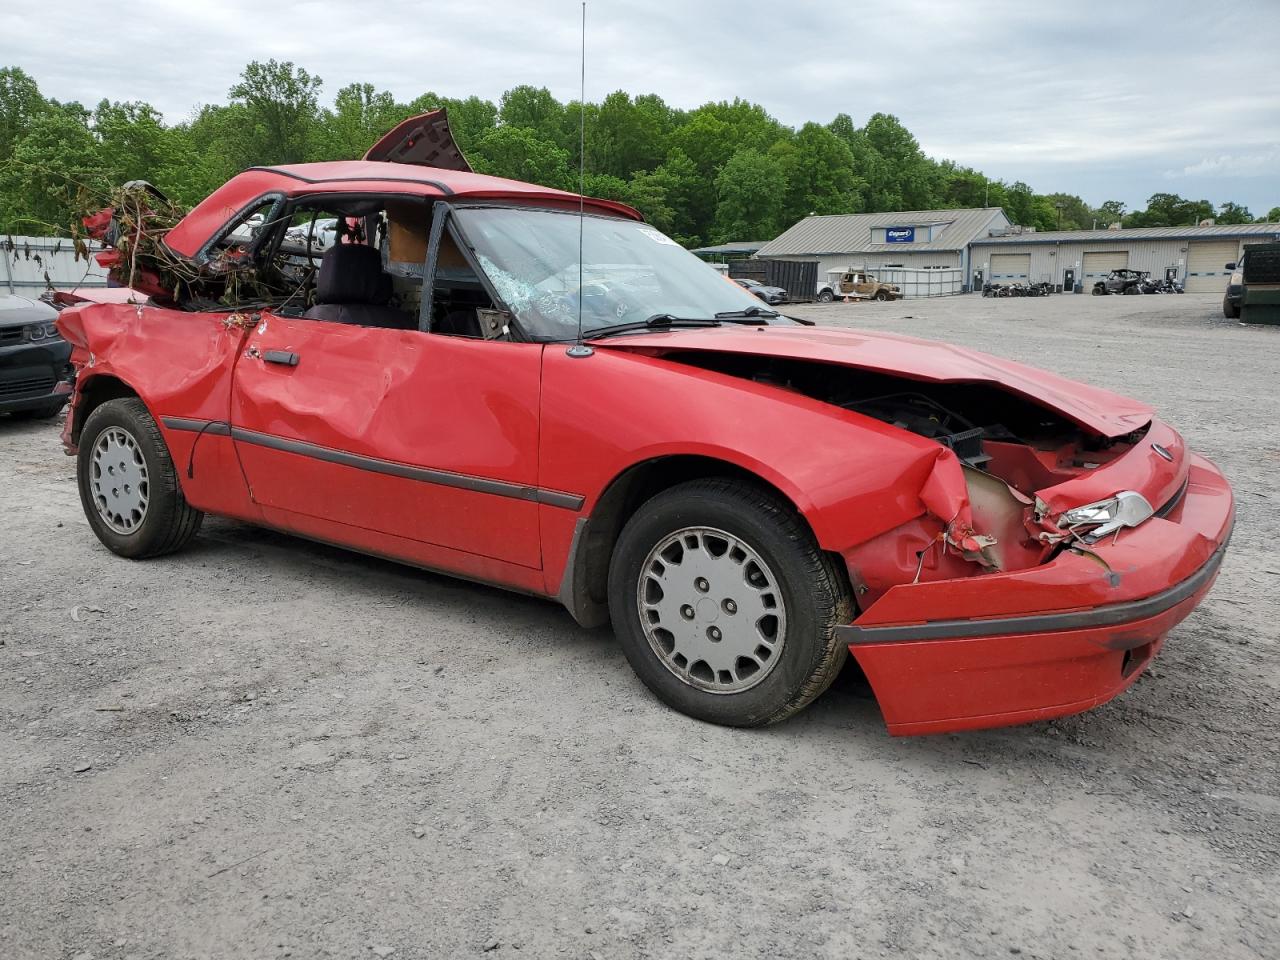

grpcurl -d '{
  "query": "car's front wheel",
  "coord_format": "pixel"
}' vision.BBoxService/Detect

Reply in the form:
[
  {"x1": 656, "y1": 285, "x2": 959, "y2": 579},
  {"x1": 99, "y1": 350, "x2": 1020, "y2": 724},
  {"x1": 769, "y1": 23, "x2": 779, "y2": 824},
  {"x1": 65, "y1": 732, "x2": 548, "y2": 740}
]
[
  {"x1": 817, "y1": 289, "x2": 834, "y2": 303},
  {"x1": 608, "y1": 479, "x2": 852, "y2": 727},
  {"x1": 77, "y1": 397, "x2": 203, "y2": 558}
]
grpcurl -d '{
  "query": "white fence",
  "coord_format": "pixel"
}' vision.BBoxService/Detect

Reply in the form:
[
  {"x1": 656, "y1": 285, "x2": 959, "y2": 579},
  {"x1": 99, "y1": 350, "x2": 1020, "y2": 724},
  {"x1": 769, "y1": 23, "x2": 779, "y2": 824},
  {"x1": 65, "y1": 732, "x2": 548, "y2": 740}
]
[
  {"x1": 878, "y1": 268, "x2": 964, "y2": 298},
  {"x1": 3, "y1": 236, "x2": 109, "y2": 295}
]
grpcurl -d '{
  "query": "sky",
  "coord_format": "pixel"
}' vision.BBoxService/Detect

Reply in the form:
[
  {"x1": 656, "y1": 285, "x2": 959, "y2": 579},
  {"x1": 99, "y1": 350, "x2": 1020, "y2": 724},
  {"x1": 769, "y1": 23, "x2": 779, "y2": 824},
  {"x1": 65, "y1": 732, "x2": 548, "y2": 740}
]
[{"x1": 3, "y1": 0, "x2": 1278, "y2": 215}]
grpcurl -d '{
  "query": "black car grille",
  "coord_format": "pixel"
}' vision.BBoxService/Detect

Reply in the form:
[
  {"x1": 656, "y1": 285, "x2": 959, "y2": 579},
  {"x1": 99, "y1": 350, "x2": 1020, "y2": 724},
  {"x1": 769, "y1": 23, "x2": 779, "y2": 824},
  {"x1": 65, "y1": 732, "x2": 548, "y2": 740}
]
[
  {"x1": 0, "y1": 376, "x2": 55, "y2": 399},
  {"x1": 0, "y1": 327, "x2": 24, "y2": 344}
]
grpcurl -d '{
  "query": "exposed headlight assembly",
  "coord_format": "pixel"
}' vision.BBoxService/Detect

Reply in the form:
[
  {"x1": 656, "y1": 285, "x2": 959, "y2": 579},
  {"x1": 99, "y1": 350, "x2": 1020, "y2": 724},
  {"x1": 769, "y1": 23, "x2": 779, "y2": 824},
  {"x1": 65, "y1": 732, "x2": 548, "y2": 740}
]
[{"x1": 1059, "y1": 490, "x2": 1154, "y2": 541}]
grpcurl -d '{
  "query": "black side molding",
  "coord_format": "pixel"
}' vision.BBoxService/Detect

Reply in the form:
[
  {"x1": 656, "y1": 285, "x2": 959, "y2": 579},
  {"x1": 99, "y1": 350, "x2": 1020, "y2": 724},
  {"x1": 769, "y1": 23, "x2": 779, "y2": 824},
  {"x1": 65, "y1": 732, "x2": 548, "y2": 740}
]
[
  {"x1": 161, "y1": 417, "x2": 585, "y2": 512},
  {"x1": 838, "y1": 528, "x2": 1231, "y2": 646}
]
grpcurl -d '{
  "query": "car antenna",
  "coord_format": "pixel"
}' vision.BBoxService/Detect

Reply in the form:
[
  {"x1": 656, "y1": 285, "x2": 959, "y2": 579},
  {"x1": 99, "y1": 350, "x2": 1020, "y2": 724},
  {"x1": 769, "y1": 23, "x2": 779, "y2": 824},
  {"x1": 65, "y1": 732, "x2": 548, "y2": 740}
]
[{"x1": 566, "y1": 1, "x2": 593, "y2": 359}]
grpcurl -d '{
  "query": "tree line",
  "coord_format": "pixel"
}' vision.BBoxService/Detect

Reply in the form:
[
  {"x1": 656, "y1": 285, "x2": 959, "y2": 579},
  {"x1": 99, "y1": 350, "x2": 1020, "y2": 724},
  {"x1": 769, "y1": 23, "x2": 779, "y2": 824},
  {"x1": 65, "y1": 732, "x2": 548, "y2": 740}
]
[{"x1": 2, "y1": 61, "x2": 1275, "y2": 247}]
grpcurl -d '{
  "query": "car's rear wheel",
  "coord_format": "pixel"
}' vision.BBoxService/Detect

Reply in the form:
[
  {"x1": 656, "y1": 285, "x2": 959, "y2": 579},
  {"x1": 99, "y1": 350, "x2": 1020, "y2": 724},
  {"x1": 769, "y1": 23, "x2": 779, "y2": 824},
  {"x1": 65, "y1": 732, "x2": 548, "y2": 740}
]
[
  {"x1": 608, "y1": 479, "x2": 852, "y2": 726},
  {"x1": 77, "y1": 397, "x2": 203, "y2": 558}
]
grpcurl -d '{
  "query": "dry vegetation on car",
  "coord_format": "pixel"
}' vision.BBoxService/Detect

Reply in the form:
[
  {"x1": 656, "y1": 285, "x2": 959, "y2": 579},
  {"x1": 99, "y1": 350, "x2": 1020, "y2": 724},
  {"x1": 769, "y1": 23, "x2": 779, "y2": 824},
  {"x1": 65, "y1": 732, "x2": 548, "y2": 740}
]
[{"x1": 1, "y1": 292, "x2": 1276, "y2": 960}]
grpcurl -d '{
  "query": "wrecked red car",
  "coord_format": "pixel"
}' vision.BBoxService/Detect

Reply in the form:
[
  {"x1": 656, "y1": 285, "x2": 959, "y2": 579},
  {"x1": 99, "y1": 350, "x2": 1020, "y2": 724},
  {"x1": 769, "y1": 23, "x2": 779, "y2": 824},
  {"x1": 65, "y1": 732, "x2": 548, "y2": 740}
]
[{"x1": 55, "y1": 112, "x2": 1234, "y2": 735}]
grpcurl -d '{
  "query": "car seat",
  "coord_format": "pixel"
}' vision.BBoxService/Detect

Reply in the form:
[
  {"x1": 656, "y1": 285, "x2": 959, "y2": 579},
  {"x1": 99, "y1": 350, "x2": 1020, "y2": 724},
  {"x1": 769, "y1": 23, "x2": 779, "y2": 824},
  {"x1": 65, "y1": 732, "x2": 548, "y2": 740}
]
[{"x1": 302, "y1": 244, "x2": 416, "y2": 330}]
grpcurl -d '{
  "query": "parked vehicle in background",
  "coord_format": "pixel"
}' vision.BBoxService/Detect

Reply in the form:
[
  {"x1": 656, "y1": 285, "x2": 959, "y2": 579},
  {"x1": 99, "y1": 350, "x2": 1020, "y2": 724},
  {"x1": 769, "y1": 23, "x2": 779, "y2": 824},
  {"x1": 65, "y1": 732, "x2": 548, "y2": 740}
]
[
  {"x1": 0, "y1": 294, "x2": 74, "y2": 419},
  {"x1": 1230, "y1": 242, "x2": 1280, "y2": 324},
  {"x1": 1092, "y1": 269, "x2": 1148, "y2": 295},
  {"x1": 817, "y1": 270, "x2": 901, "y2": 302},
  {"x1": 284, "y1": 217, "x2": 340, "y2": 252},
  {"x1": 733, "y1": 277, "x2": 787, "y2": 305},
  {"x1": 1223, "y1": 252, "x2": 1247, "y2": 318}
]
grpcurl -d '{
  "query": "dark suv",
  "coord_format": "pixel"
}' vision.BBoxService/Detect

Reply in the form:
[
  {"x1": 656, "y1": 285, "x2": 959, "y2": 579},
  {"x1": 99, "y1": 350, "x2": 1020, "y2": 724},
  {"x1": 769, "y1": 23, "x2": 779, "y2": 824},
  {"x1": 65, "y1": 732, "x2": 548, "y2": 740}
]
[{"x1": 0, "y1": 295, "x2": 74, "y2": 419}]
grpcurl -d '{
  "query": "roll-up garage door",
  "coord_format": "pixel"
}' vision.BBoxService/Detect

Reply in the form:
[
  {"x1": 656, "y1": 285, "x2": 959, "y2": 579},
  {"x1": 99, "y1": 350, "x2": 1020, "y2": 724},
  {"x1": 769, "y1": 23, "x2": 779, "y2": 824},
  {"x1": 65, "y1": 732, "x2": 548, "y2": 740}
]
[
  {"x1": 1083, "y1": 251, "x2": 1129, "y2": 291},
  {"x1": 990, "y1": 253, "x2": 1030, "y2": 281},
  {"x1": 1185, "y1": 240, "x2": 1239, "y2": 293}
]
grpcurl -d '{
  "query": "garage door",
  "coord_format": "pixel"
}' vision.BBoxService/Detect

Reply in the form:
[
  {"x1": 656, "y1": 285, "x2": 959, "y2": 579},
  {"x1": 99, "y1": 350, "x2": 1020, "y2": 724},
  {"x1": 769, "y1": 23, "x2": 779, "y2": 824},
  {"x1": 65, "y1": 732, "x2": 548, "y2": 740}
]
[
  {"x1": 1083, "y1": 251, "x2": 1129, "y2": 291},
  {"x1": 990, "y1": 254, "x2": 1030, "y2": 281},
  {"x1": 1185, "y1": 240, "x2": 1239, "y2": 293}
]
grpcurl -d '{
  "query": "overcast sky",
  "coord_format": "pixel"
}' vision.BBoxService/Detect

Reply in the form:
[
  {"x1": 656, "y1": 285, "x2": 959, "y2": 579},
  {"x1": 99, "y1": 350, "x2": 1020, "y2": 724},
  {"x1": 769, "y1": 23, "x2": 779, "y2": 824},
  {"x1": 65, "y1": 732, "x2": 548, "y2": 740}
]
[{"x1": 4, "y1": 0, "x2": 1277, "y2": 214}]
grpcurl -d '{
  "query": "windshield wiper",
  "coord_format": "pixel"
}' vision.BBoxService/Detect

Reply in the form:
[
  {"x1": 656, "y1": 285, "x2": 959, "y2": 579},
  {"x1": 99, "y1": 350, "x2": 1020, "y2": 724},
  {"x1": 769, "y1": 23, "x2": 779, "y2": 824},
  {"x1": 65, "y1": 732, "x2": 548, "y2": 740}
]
[
  {"x1": 714, "y1": 306, "x2": 777, "y2": 322},
  {"x1": 584, "y1": 314, "x2": 721, "y2": 341}
]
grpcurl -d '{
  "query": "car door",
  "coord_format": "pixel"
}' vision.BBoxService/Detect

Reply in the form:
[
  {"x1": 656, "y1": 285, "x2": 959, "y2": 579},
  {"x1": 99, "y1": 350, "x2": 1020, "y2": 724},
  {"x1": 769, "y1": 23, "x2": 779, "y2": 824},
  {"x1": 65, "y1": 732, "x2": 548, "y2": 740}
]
[{"x1": 229, "y1": 314, "x2": 545, "y2": 569}]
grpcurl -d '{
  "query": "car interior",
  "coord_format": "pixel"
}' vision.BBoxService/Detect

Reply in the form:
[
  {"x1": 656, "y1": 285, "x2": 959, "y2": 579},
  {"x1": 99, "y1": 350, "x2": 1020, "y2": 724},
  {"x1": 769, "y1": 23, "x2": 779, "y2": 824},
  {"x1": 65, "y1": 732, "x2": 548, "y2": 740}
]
[{"x1": 223, "y1": 195, "x2": 504, "y2": 339}]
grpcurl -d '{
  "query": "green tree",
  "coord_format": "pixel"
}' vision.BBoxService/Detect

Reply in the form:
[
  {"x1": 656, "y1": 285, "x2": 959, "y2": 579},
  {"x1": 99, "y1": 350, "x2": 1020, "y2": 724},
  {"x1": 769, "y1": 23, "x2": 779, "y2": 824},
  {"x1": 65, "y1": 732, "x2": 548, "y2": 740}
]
[
  {"x1": 1215, "y1": 201, "x2": 1254, "y2": 224},
  {"x1": 0, "y1": 66, "x2": 49, "y2": 165},
  {"x1": 778, "y1": 122, "x2": 860, "y2": 224},
  {"x1": 315, "y1": 82, "x2": 403, "y2": 160},
  {"x1": 1266, "y1": 206, "x2": 1280, "y2": 223},
  {"x1": 498, "y1": 85, "x2": 566, "y2": 144},
  {"x1": 1095, "y1": 200, "x2": 1126, "y2": 226},
  {"x1": 227, "y1": 59, "x2": 323, "y2": 166},
  {"x1": 469, "y1": 126, "x2": 571, "y2": 190},
  {"x1": 0, "y1": 110, "x2": 105, "y2": 233},
  {"x1": 712, "y1": 148, "x2": 788, "y2": 243},
  {"x1": 92, "y1": 100, "x2": 172, "y2": 182},
  {"x1": 1043, "y1": 192, "x2": 1092, "y2": 230},
  {"x1": 1125, "y1": 193, "x2": 1214, "y2": 227}
]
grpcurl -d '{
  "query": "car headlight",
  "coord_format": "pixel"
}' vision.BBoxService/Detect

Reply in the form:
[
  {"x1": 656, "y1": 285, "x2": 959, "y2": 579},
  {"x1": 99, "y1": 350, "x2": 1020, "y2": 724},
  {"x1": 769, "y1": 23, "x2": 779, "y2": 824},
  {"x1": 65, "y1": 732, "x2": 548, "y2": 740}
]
[
  {"x1": 1058, "y1": 490, "x2": 1154, "y2": 540},
  {"x1": 26, "y1": 322, "x2": 60, "y2": 341}
]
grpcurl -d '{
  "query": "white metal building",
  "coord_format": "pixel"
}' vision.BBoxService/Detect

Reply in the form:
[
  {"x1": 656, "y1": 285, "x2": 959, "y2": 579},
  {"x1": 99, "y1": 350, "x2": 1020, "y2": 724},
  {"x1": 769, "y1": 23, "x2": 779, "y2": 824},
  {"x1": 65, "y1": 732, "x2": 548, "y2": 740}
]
[
  {"x1": 3, "y1": 236, "x2": 109, "y2": 295},
  {"x1": 754, "y1": 208, "x2": 1010, "y2": 297},
  {"x1": 970, "y1": 222, "x2": 1280, "y2": 294}
]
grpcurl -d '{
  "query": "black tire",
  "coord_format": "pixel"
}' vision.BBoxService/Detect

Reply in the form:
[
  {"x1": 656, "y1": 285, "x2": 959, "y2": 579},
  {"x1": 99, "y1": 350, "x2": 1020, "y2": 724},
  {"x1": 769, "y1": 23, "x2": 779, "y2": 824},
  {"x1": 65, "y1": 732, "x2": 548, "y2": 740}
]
[
  {"x1": 1224, "y1": 299, "x2": 1241, "y2": 319},
  {"x1": 77, "y1": 397, "x2": 203, "y2": 558},
  {"x1": 874, "y1": 289, "x2": 889, "y2": 301},
  {"x1": 11, "y1": 399, "x2": 66, "y2": 420},
  {"x1": 607, "y1": 478, "x2": 853, "y2": 727},
  {"x1": 1092, "y1": 285, "x2": 1104, "y2": 296},
  {"x1": 817, "y1": 289, "x2": 834, "y2": 303}
]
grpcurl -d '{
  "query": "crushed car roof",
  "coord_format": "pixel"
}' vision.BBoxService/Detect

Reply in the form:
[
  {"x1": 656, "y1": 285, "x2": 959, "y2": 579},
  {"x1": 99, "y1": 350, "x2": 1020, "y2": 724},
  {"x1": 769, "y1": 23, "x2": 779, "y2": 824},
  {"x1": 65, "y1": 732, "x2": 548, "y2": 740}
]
[{"x1": 164, "y1": 161, "x2": 643, "y2": 259}]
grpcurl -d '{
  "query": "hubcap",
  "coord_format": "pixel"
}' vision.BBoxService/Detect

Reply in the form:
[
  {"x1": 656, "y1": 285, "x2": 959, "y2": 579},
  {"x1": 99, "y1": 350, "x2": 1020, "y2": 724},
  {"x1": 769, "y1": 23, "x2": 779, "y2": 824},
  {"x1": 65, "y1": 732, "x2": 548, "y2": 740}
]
[
  {"x1": 90, "y1": 426, "x2": 149, "y2": 535},
  {"x1": 636, "y1": 526, "x2": 787, "y2": 694}
]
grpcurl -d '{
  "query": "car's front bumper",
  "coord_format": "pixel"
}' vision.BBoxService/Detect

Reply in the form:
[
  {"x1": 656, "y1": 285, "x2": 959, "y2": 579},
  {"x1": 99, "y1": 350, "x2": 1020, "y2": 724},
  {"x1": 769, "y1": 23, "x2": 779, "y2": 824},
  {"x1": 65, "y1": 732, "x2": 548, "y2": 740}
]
[
  {"x1": 0, "y1": 337, "x2": 74, "y2": 413},
  {"x1": 837, "y1": 453, "x2": 1234, "y2": 736}
]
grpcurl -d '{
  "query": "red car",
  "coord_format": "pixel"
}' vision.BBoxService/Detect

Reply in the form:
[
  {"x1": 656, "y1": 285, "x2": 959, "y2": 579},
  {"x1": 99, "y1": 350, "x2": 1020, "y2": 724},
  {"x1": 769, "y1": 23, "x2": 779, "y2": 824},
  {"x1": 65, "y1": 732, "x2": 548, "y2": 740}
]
[{"x1": 56, "y1": 113, "x2": 1233, "y2": 736}]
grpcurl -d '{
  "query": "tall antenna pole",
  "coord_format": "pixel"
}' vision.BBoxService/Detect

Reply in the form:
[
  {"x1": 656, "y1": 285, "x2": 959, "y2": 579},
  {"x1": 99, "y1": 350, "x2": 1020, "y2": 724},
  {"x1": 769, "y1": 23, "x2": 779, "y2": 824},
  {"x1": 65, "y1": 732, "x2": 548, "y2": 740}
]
[{"x1": 567, "y1": 1, "x2": 593, "y2": 358}]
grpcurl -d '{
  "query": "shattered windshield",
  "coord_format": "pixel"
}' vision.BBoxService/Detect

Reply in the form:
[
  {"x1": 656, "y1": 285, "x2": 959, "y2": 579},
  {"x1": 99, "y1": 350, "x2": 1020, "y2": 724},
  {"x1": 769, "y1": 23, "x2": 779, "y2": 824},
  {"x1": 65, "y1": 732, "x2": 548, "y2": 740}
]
[{"x1": 452, "y1": 206, "x2": 776, "y2": 340}]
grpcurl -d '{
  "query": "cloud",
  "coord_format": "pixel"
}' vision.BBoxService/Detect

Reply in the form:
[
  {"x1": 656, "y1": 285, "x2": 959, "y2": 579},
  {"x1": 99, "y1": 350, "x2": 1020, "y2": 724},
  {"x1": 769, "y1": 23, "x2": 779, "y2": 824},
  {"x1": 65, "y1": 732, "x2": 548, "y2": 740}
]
[{"x1": 1168, "y1": 149, "x2": 1280, "y2": 179}]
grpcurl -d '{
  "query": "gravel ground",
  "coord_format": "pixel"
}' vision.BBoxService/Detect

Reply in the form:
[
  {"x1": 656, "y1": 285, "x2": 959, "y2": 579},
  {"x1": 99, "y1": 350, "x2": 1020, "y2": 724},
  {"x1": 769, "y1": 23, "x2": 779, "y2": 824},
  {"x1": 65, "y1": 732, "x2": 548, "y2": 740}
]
[{"x1": 2, "y1": 292, "x2": 1277, "y2": 960}]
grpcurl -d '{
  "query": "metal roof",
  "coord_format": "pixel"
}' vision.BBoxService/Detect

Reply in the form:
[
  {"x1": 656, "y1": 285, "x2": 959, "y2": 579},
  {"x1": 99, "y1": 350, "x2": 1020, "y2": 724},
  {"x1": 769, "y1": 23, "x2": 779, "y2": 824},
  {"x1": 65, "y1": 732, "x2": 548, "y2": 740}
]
[
  {"x1": 690, "y1": 240, "x2": 769, "y2": 256},
  {"x1": 971, "y1": 222, "x2": 1280, "y2": 246},
  {"x1": 756, "y1": 208, "x2": 1008, "y2": 257}
]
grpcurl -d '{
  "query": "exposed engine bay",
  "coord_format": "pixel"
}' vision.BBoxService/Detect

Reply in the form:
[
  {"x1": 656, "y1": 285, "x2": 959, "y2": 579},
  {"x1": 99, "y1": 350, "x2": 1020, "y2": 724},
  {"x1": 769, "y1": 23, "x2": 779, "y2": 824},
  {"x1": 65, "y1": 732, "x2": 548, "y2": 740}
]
[
  {"x1": 665, "y1": 351, "x2": 1153, "y2": 595},
  {"x1": 669, "y1": 352, "x2": 1147, "y2": 497}
]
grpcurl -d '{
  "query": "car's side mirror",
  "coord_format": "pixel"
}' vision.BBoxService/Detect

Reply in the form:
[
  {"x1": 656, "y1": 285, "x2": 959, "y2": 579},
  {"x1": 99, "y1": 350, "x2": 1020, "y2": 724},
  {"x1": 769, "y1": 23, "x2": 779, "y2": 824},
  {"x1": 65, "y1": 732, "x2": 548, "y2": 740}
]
[{"x1": 1225, "y1": 262, "x2": 1236, "y2": 270}]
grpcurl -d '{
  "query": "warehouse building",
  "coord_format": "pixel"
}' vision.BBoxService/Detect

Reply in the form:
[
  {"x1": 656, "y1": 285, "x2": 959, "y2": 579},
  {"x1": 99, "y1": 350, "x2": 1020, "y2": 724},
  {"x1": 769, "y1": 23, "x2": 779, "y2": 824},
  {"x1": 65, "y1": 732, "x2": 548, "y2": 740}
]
[
  {"x1": 970, "y1": 222, "x2": 1280, "y2": 294},
  {"x1": 754, "y1": 208, "x2": 1010, "y2": 296}
]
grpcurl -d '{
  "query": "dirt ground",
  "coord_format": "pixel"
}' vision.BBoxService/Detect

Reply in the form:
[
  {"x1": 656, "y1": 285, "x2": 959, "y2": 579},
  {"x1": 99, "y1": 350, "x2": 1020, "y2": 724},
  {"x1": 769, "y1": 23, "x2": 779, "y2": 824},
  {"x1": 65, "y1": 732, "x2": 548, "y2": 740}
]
[{"x1": 2, "y1": 292, "x2": 1277, "y2": 960}]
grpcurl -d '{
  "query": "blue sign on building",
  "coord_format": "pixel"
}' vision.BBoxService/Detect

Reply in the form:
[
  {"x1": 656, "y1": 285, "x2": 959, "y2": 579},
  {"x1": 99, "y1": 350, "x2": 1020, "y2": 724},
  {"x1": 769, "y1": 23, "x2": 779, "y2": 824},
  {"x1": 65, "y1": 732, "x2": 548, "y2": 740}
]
[{"x1": 885, "y1": 226, "x2": 915, "y2": 243}]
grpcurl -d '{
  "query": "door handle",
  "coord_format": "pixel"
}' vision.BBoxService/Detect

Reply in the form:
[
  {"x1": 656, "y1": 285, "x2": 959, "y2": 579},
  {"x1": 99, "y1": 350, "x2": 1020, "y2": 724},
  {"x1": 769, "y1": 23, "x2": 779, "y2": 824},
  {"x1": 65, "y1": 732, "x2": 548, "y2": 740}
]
[{"x1": 263, "y1": 350, "x2": 300, "y2": 367}]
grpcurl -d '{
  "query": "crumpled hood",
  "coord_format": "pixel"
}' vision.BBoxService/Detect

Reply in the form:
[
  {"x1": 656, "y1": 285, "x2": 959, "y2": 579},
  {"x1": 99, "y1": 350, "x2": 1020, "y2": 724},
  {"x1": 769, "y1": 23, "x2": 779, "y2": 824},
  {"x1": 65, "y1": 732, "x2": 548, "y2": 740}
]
[{"x1": 594, "y1": 325, "x2": 1153, "y2": 438}]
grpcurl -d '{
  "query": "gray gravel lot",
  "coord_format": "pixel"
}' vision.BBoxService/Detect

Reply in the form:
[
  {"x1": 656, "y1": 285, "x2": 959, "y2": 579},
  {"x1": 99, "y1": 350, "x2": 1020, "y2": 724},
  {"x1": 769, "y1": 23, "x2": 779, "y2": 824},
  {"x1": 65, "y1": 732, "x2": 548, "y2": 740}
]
[{"x1": 2, "y1": 292, "x2": 1277, "y2": 960}]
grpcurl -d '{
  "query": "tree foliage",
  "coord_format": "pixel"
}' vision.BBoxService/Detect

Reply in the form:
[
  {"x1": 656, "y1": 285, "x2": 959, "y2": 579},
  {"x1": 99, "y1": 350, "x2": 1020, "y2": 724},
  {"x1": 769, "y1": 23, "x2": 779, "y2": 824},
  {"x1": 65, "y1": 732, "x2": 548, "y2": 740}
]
[{"x1": 1, "y1": 61, "x2": 1274, "y2": 244}]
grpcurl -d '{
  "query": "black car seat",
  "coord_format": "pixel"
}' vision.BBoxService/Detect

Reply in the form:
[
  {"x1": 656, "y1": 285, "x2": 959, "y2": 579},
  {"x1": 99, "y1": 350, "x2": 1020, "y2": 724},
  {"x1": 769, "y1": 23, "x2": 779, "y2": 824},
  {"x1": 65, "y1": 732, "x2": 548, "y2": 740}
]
[{"x1": 302, "y1": 244, "x2": 416, "y2": 329}]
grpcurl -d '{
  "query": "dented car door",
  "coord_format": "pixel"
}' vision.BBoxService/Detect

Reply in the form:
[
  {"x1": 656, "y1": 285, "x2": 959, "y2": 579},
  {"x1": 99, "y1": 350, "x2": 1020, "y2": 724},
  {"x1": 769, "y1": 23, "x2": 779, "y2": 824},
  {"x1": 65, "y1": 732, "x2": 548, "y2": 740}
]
[{"x1": 228, "y1": 315, "x2": 545, "y2": 569}]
